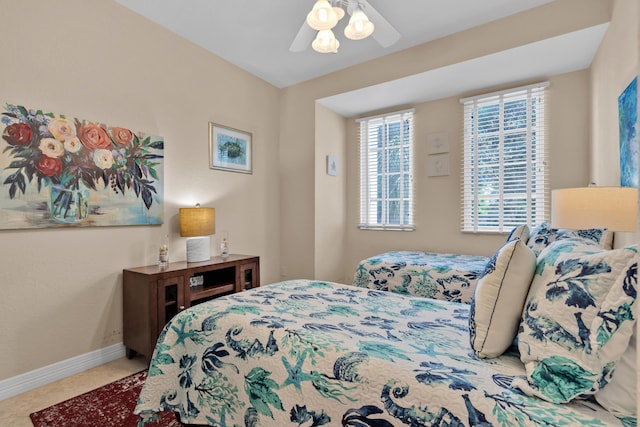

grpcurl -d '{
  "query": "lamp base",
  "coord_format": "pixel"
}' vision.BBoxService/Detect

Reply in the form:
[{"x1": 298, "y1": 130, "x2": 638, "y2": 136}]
[{"x1": 186, "y1": 236, "x2": 211, "y2": 263}]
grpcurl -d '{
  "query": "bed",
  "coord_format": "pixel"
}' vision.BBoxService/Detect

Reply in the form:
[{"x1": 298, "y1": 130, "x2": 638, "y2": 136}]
[
  {"x1": 350, "y1": 225, "x2": 615, "y2": 304},
  {"x1": 352, "y1": 251, "x2": 489, "y2": 303},
  {"x1": 134, "y1": 279, "x2": 631, "y2": 426}
]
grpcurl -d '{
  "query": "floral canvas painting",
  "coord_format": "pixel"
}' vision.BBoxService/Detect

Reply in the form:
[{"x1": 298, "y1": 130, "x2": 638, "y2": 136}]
[
  {"x1": 618, "y1": 76, "x2": 638, "y2": 188},
  {"x1": 0, "y1": 103, "x2": 164, "y2": 229}
]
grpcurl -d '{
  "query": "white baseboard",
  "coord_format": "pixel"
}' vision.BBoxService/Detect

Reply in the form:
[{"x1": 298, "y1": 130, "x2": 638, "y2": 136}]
[{"x1": 0, "y1": 343, "x2": 126, "y2": 401}]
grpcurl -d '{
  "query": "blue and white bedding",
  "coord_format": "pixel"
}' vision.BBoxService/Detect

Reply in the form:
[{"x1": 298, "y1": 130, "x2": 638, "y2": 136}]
[
  {"x1": 352, "y1": 251, "x2": 489, "y2": 303},
  {"x1": 134, "y1": 280, "x2": 631, "y2": 426}
]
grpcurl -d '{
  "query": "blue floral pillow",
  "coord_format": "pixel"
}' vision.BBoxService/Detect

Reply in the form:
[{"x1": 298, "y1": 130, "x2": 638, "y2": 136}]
[
  {"x1": 527, "y1": 223, "x2": 613, "y2": 257},
  {"x1": 556, "y1": 228, "x2": 614, "y2": 250},
  {"x1": 513, "y1": 239, "x2": 638, "y2": 403},
  {"x1": 526, "y1": 223, "x2": 561, "y2": 256},
  {"x1": 505, "y1": 224, "x2": 530, "y2": 243}
]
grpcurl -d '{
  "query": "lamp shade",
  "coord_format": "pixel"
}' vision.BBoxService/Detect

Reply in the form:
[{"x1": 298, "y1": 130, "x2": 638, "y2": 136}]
[
  {"x1": 312, "y1": 29, "x2": 340, "y2": 53},
  {"x1": 344, "y1": 8, "x2": 374, "y2": 40},
  {"x1": 306, "y1": 0, "x2": 340, "y2": 31},
  {"x1": 551, "y1": 187, "x2": 638, "y2": 232},
  {"x1": 179, "y1": 207, "x2": 215, "y2": 237}
]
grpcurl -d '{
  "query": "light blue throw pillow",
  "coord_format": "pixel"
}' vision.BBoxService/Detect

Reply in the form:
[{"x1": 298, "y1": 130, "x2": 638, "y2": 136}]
[{"x1": 514, "y1": 239, "x2": 637, "y2": 403}]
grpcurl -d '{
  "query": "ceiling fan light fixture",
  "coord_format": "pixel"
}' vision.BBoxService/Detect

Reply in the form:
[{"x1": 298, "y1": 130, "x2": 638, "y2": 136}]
[
  {"x1": 312, "y1": 29, "x2": 340, "y2": 53},
  {"x1": 292, "y1": 0, "x2": 395, "y2": 54},
  {"x1": 306, "y1": 0, "x2": 340, "y2": 31},
  {"x1": 344, "y1": 8, "x2": 374, "y2": 40}
]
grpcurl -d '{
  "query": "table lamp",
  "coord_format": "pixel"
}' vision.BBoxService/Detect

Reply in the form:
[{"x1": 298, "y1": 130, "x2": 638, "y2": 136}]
[
  {"x1": 551, "y1": 186, "x2": 638, "y2": 231},
  {"x1": 179, "y1": 204, "x2": 215, "y2": 262}
]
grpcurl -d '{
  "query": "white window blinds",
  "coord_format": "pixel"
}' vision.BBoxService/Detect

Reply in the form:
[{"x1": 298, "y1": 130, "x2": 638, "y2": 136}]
[
  {"x1": 357, "y1": 109, "x2": 415, "y2": 230},
  {"x1": 460, "y1": 82, "x2": 549, "y2": 233}
]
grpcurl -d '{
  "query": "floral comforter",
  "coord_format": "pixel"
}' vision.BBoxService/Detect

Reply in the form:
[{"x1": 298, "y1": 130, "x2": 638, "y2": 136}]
[
  {"x1": 134, "y1": 280, "x2": 631, "y2": 427},
  {"x1": 352, "y1": 251, "x2": 489, "y2": 303}
]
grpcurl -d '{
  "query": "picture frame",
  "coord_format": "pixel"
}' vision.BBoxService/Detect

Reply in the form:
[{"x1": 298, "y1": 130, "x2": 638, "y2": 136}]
[
  {"x1": 427, "y1": 153, "x2": 450, "y2": 177},
  {"x1": 618, "y1": 76, "x2": 638, "y2": 187},
  {"x1": 426, "y1": 131, "x2": 449, "y2": 154},
  {"x1": 0, "y1": 101, "x2": 164, "y2": 229},
  {"x1": 327, "y1": 155, "x2": 338, "y2": 176},
  {"x1": 209, "y1": 122, "x2": 252, "y2": 174}
]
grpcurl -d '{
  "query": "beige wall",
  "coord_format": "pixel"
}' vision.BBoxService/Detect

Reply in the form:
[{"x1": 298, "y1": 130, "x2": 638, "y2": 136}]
[
  {"x1": 279, "y1": 87, "x2": 316, "y2": 280},
  {"x1": 343, "y1": 71, "x2": 592, "y2": 280},
  {"x1": 0, "y1": 0, "x2": 281, "y2": 380},
  {"x1": 314, "y1": 104, "x2": 347, "y2": 282},
  {"x1": 590, "y1": 0, "x2": 639, "y2": 248},
  {"x1": 280, "y1": 0, "x2": 611, "y2": 282},
  {"x1": 591, "y1": 0, "x2": 639, "y2": 186}
]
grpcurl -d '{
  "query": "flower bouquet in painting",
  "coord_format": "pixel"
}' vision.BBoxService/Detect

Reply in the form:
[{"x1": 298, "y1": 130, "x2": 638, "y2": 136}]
[{"x1": 0, "y1": 103, "x2": 164, "y2": 228}]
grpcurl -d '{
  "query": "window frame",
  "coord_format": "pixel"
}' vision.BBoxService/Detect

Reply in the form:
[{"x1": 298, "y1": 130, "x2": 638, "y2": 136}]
[
  {"x1": 460, "y1": 82, "x2": 549, "y2": 233},
  {"x1": 357, "y1": 108, "x2": 415, "y2": 231}
]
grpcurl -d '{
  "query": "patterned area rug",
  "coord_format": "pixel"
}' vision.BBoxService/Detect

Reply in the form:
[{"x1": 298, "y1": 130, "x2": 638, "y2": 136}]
[{"x1": 29, "y1": 370, "x2": 181, "y2": 427}]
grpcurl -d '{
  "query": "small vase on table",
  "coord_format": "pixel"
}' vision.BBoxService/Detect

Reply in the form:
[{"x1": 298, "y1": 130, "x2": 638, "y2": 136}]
[
  {"x1": 158, "y1": 235, "x2": 169, "y2": 268},
  {"x1": 220, "y1": 236, "x2": 229, "y2": 258}
]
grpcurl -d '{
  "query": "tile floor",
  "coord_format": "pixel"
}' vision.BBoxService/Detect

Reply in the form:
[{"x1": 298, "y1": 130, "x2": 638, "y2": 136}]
[{"x1": 0, "y1": 356, "x2": 148, "y2": 427}]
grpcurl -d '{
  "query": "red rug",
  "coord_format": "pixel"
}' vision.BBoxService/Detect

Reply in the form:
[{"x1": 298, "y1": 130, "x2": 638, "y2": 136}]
[{"x1": 29, "y1": 370, "x2": 181, "y2": 427}]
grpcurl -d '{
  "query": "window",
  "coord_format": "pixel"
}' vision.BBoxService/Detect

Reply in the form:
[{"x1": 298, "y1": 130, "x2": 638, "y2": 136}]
[
  {"x1": 358, "y1": 109, "x2": 414, "y2": 230},
  {"x1": 461, "y1": 82, "x2": 549, "y2": 233}
]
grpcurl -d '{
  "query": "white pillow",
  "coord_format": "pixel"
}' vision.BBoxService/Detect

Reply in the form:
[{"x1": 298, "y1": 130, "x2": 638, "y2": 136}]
[
  {"x1": 514, "y1": 240, "x2": 638, "y2": 403},
  {"x1": 469, "y1": 239, "x2": 536, "y2": 358},
  {"x1": 595, "y1": 321, "x2": 637, "y2": 417}
]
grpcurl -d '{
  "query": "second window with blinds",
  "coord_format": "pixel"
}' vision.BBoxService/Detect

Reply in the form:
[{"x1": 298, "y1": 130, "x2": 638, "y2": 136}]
[
  {"x1": 358, "y1": 109, "x2": 415, "y2": 231},
  {"x1": 460, "y1": 83, "x2": 549, "y2": 233}
]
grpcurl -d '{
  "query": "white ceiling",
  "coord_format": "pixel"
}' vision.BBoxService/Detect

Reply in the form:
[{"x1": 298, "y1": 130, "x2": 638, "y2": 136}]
[
  {"x1": 319, "y1": 24, "x2": 608, "y2": 116},
  {"x1": 114, "y1": 0, "x2": 607, "y2": 116}
]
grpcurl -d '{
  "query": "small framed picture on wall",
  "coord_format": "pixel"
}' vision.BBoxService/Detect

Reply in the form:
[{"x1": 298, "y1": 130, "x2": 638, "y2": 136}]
[
  {"x1": 327, "y1": 155, "x2": 338, "y2": 176},
  {"x1": 427, "y1": 153, "x2": 450, "y2": 177},
  {"x1": 426, "y1": 131, "x2": 449, "y2": 155},
  {"x1": 209, "y1": 122, "x2": 252, "y2": 174}
]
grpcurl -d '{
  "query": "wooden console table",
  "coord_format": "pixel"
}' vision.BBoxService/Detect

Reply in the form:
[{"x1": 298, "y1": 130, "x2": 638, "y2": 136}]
[{"x1": 123, "y1": 254, "x2": 260, "y2": 361}]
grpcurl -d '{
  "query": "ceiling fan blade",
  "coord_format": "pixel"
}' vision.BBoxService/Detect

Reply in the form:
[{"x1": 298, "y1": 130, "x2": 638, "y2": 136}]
[
  {"x1": 358, "y1": 0, "x2": 400, "y2": 48},
  {"x1": 289, "y1": 21, "x2": 315, "y2": 52}
]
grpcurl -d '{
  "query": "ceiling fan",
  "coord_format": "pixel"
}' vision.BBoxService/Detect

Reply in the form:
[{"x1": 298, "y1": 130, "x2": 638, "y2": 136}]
[{"x1": 289, "y1": 0, "x2": 401, "y2": 53}]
